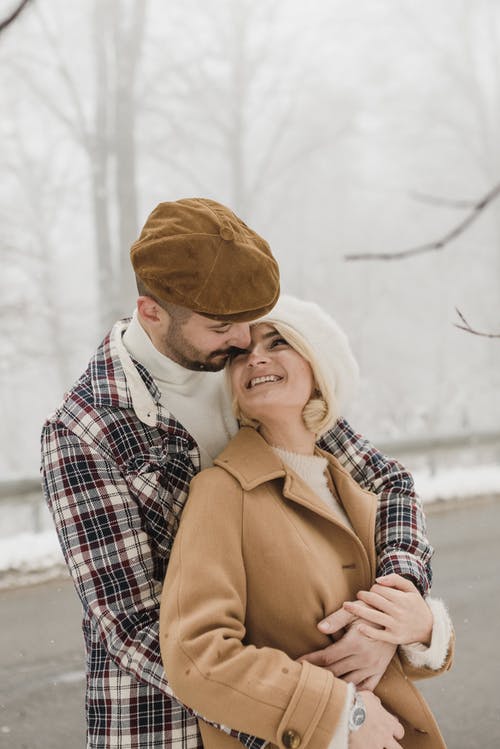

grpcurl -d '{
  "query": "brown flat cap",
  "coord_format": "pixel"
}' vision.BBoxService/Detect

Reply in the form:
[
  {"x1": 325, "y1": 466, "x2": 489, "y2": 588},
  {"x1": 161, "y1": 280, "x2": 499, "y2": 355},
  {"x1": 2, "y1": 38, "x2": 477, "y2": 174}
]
[{"x1": 130, "y1": 198, "x2": 280, "y2": 321}]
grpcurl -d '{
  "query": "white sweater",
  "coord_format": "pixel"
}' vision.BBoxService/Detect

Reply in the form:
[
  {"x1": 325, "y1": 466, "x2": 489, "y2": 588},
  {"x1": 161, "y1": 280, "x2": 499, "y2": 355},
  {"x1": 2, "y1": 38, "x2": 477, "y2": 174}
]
[{"x1": 123, "y1": 311, "x2": 238, "y2": 469}]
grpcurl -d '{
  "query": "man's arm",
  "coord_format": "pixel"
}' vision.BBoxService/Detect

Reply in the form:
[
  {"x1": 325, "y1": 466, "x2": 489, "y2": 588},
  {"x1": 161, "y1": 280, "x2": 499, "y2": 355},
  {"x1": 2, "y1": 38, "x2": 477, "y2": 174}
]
[
  {"x1": 41, "y1": 419, "x2": 265, "y2": 749},
  {"x1": 305, "y1": 418, "x2": 433, "y2": 691},
  {"x1": 318, "y1": 417, "x2": 433, "y2": 595},
  {"x1": 41, "y1": 420, "x2": 177, "y2": 696}
]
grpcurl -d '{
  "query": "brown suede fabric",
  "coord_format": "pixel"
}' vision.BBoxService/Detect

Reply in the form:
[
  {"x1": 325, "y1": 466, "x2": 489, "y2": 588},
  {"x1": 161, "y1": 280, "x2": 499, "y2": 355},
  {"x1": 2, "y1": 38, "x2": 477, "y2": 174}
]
[{"x1": 130, "y1": 198, "x2": 280, "y2": 321}]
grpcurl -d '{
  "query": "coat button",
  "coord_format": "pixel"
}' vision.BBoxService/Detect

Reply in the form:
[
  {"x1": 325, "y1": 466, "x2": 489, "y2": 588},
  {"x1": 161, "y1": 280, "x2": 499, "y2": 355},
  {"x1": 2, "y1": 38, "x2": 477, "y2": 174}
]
[{"x1": 282, "y1": 729, "x2": 301, "y2": 748}]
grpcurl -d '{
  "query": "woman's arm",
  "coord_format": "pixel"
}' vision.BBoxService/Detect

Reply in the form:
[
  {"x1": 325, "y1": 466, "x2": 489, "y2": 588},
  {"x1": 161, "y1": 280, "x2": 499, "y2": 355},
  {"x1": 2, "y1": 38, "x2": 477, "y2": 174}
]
[
  {"x1": 304, "y1": 418, "x2": 434, "y2": 691},
  {"x1": 341, "y1": 574, "x2": 454, "y2": 677},
  {"x1": 303, "y1": 576, "x2": 453, "y2": 689}
]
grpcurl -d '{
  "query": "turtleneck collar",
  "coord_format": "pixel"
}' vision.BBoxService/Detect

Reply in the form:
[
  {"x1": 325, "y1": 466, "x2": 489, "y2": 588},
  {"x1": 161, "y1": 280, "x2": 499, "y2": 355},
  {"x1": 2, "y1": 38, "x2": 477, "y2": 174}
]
[{"x1": 122, "y1": 310, "x2": 204, "y2": 387}]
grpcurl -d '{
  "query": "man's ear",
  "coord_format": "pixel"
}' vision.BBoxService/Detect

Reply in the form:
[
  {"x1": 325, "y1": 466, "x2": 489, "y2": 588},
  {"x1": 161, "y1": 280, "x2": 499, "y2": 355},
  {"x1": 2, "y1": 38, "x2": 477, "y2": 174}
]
[{"x1": 137, "y1": 296, "x2": 166, "y2": 325}]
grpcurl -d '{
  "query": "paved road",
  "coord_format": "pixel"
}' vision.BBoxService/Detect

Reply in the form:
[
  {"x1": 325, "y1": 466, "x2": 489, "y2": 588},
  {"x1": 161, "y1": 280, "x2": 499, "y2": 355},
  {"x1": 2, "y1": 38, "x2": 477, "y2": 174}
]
[{"x1": 1, "y1": 498, "x2": 499, "y2": 748}]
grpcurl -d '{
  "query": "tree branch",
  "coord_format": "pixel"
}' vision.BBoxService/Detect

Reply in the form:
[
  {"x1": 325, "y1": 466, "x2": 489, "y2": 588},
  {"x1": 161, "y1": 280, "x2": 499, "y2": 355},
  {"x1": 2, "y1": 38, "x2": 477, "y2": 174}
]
[
  {"x1": 408, "y1": 189, "x2": 477, "y2": 210},
  {"x1": 345, "y1": 182, "x2": 500, "y2": 261},
  {"x1": 454, "y1": 309, "x2": 500, "y2": 339},
  {"x1": 31, "y1": 5, "x2": 89, "y2": 144},
  {"x1": 0, "y1": 0, "x2": 31, "y2": 33}
]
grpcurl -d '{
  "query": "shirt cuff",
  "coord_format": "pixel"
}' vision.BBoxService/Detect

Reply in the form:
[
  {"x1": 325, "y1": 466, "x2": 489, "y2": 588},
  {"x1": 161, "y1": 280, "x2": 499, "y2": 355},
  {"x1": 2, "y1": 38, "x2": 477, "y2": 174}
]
[
  {"x1": 327, "y1": 682, "x2": 355, "y2": 749},
  {"x1": 399, "y1": 597, "x2": 453, "y2": 670}
]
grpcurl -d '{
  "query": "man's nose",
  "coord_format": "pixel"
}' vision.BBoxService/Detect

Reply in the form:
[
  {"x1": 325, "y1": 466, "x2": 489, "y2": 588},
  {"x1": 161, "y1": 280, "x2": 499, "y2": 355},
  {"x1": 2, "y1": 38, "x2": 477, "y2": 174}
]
[{"x1": 229, "y1": 323, "x2": 251, "y2": 349}]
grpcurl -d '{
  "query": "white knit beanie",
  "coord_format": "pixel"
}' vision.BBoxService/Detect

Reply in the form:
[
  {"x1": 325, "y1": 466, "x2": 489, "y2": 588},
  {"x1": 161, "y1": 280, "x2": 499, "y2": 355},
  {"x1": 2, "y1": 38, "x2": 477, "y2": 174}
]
[{"x1": 259, "y1": 295, "x2": 360, "y2": 426}]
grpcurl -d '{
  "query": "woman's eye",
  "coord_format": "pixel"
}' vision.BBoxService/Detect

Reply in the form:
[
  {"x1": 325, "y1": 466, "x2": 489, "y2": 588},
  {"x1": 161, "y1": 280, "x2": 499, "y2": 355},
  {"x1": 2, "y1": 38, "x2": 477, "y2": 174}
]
[{"x1": 270, "y1": 337, "x2": 288, "y2": 348}]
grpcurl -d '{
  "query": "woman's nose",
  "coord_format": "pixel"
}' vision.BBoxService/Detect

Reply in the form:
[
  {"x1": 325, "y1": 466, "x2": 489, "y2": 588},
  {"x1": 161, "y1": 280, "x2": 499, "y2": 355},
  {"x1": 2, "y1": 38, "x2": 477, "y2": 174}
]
[{"x1": 246, "y1": 347, "x2": 269, "y2": 366}]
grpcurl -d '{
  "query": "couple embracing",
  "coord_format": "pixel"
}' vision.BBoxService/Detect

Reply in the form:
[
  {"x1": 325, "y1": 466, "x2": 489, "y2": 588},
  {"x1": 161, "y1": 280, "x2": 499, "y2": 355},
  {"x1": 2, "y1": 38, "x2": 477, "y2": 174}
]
[{"x1": 42, "y1": 198, "x2": 453, "y2": 749}]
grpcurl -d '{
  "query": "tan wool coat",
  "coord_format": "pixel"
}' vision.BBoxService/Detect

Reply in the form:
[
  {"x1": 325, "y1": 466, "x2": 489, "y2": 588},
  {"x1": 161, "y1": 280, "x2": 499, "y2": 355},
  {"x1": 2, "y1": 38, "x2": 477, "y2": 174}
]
[{"x1": 160, "y1": 427, "x2": 453, "y2": 749}]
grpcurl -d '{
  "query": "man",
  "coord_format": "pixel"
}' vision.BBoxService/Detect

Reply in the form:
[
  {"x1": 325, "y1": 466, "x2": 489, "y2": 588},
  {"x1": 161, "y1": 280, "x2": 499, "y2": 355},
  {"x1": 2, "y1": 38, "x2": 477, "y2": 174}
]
[{"x1": 41, "y1": 198, "x2": 432, "y2": 749}]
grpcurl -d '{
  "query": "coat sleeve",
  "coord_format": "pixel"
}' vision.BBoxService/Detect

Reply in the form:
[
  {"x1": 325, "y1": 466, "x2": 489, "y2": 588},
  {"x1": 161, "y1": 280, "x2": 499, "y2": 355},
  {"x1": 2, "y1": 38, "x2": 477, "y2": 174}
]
[
  {"x1": 41, "y1": 420, "x2": 173, "y2": 696},
  {"x1": 398, "y1": 635, "x2": 454, "y2": 682},
  {"x1": 399, "y1": 598, "x2": 455, "y2": 680},
  {"x1": 41, "y1": 420, "x2": 266, "y2": 749},
  {"x1": 160, "y1": 468, "x2": 350, "y2": 749},
  {"x1": 318, "y1": 418, "x2": 433, "y2": 595}
]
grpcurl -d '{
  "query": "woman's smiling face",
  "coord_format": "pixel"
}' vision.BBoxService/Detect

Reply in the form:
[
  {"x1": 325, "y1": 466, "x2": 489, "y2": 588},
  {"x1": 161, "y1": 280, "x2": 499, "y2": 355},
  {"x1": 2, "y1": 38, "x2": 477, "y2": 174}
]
[{"x1": 229, "y1": 323, "x2": 315, "y2": 425}]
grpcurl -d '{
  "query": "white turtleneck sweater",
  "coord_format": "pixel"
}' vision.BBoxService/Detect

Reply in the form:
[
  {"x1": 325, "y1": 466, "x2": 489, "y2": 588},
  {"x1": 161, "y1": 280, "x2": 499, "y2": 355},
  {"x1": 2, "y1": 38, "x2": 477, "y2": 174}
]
[
  {"x1": 271, "y1": 446, "x2": 353, "y2": 529},
  {"x1": 122, "y1": 312, "x2": 238, "y2": 469}
]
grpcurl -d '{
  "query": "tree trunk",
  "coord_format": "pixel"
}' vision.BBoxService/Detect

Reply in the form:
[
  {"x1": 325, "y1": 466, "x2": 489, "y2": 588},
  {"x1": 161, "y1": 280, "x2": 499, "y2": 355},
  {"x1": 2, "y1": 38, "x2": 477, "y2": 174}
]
[
  {"x1": 228, "y1": 1, "x2": 248, "y2": 215},
  {"x1": 91, "y1": 0, "x2": 114, "y2": 333},
  {"x1": 111, "y1": 1, "x2": 147, "y2": 320}
]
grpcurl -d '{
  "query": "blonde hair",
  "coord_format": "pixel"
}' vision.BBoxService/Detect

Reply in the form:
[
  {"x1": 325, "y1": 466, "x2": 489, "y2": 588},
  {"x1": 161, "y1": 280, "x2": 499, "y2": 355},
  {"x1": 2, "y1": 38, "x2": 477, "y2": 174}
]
[{"x1": 229, "y1": 320, "x2": 339, "y2": 438}]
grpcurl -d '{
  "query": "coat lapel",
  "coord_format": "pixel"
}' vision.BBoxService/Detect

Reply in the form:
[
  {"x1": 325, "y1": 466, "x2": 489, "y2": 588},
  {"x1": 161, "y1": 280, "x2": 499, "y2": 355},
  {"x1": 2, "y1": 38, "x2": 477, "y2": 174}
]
[
  {"x1": 320, "y1": 450, "x2": 378, "y2": 575},
  {"x1": 215, "y1": 428, "x2": 377, "y2": 578}
]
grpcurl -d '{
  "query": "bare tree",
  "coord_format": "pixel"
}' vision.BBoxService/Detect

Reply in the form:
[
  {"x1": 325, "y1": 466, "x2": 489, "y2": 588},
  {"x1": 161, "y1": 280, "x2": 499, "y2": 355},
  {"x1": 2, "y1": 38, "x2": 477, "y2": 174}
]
[
  {"x1": 344, "y1": 182, "x2": 500, "y2": 262},
  {"x1": 0, "y1": 108, "x2": 89, "y2": 387},
  {"x1": 7, "y1": 0, "x2": 148, "y2": 332},
  {"x1": 343, "y1": 180, "x2": 500, "y2": 338},
  {"x1": 343, "y1": 3, "x2": 500, "y2": 338},
  {"x1": 454, "y1": 309, "x2": 500, "y2": 339},
  {"x1": 143, "y1": 0, "x2": 352, "y2": 219}
]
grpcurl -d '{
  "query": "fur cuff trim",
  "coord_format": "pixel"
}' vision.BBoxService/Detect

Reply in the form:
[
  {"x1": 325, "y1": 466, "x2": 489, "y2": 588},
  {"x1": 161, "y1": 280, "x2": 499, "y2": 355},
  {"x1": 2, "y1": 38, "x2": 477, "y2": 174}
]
[
  {"x1": 400, "y1": 597, "x2": 453, "y2": 670},
  {"x1": 328, "y1": 682, "x2": 355, "y2": 749}
]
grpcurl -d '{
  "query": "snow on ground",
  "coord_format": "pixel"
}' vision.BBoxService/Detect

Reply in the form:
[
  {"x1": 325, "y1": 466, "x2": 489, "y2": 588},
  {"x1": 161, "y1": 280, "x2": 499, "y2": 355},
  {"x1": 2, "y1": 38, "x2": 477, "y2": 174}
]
[
  {"x1": 1, "y1": 464, "x2": 499, "y2": 587},
  {"x1": 0, "y1": 530, "x2": 64, "y2": 573},
  {"x1": 0, "y1": 530, "x2": 66, "y2": 588},
  {"x1": 413, "y1": 464, "x2": 500, "y2": 503}
]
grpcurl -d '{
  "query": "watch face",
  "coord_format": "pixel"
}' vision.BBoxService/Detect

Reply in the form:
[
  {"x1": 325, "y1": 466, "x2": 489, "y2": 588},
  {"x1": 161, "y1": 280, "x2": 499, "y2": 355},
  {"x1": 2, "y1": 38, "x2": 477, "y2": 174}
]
[{"x1": 352, "y1": 707, "x2": 366, "y2": 727}]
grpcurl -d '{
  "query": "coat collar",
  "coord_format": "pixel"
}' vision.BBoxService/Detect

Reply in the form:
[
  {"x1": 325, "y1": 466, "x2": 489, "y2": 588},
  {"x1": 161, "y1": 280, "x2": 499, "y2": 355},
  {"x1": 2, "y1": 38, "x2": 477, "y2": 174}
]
[
  {"x1": 316, "y1": 445, "x2": 377, "y2": 560},
  {"x1": 86, "y1": 319, "x2": 192, "y2": 444},
  {"x1": 214, "y1": 427, "x2": 377, "y2": 561},
  {"x1": 214, "y1": 427, "x2": 287, "y2": 488},
  {"x1": 89, "y1": 319, "x2": 160, "y2": 420}
]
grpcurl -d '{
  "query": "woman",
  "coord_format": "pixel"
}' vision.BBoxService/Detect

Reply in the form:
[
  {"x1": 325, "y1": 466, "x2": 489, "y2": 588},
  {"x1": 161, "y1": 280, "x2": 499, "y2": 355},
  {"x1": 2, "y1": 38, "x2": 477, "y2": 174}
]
[{"x1": 160, "y1": 296, "x2": 454, "y2": 749}]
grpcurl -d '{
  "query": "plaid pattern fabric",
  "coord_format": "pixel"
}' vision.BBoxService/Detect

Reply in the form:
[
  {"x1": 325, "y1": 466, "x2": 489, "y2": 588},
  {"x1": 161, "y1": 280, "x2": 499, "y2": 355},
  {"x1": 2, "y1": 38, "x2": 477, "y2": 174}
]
[
  {"x1": 318, "y1": 426, "x2": 433, "y2": 592},
  {"x1": 41, "y1": 319, "x2": 432, "y2": 749}
]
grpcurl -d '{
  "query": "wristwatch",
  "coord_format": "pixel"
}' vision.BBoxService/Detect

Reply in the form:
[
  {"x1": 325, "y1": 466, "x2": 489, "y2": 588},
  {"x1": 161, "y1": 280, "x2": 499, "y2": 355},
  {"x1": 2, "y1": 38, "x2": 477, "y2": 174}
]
[{"x1": 348, "y1": 693, "x2": 367, "y2": 732}]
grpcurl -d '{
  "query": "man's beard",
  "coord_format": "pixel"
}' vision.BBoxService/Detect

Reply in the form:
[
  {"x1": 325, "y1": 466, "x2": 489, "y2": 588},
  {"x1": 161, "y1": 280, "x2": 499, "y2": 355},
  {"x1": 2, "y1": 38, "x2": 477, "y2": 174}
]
[
  {"x1": 175, "y1": 349, "x2": 230, "y2": 372},
  {"x1": 159, "y1": 327, "x2": 231, "y2": 372}
]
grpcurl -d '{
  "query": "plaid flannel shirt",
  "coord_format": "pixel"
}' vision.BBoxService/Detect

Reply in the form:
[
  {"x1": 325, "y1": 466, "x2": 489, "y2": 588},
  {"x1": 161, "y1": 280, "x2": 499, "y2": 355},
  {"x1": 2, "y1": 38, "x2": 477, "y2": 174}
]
[{"x1": 41, "y1": 319, "x2": 432, "y2": 749}]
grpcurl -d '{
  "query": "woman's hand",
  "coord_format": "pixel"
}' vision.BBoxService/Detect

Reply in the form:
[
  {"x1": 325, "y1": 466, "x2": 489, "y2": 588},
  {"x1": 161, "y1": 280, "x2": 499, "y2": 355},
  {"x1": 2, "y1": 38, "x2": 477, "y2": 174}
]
[
  {"x1": 299, "y1": 615, "x2": 397, "y2": 691},
  {"x1": 343, "y1": 574, "x2": 433, "y2": 646},
  {"x1": 350, "y1": 690, "x2": 404, "y2": 749}
]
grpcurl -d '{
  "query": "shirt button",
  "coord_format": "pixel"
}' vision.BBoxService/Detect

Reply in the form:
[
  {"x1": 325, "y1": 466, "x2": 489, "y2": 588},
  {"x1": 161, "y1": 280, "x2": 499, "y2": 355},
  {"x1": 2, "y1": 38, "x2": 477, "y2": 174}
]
[{"x1": 282, "y1": 729, "x2": 301, "y2": 748}]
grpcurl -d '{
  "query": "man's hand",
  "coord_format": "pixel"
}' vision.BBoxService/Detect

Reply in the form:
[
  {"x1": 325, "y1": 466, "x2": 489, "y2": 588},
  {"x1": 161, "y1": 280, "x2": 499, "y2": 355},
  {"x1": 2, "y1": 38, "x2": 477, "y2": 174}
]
[
  {"x1": 350, "y1": 691, "x2": 404, "y2": 749},
  {"x1": 343, "y1": 574, "x2": 433, "y2": 645},
  {"x1": 299, "y1": 617, "x2": 397, "y2": 691}
]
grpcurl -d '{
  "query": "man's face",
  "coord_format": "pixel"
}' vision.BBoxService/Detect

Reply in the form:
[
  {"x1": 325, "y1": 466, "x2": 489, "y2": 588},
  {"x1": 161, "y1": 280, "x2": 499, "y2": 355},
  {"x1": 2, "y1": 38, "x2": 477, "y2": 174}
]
[{"x1": 158, "y1": 311, "x2": 252, "y2": 372}]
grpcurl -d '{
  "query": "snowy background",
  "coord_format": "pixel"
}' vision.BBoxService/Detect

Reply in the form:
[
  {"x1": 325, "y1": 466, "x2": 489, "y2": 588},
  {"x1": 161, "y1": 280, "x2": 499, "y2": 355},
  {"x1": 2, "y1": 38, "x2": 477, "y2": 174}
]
[{"x1": 1, "y1": 0, "x2": 499, "y2": 581}]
